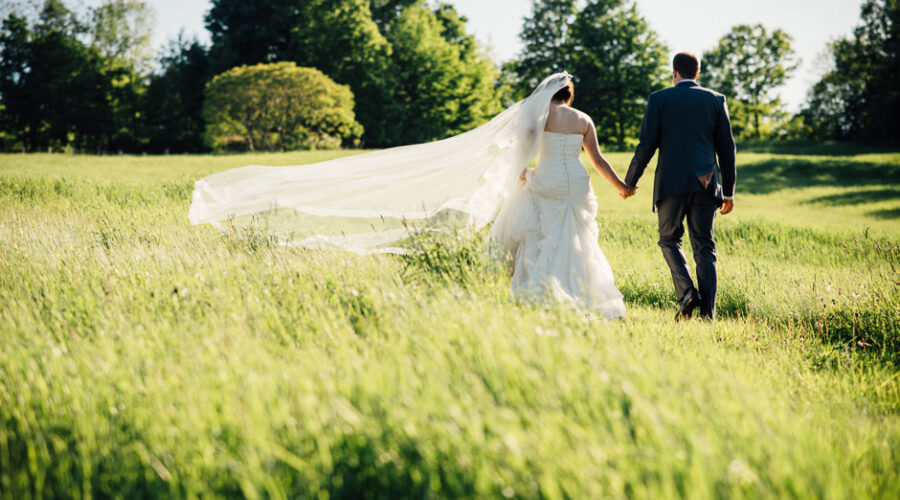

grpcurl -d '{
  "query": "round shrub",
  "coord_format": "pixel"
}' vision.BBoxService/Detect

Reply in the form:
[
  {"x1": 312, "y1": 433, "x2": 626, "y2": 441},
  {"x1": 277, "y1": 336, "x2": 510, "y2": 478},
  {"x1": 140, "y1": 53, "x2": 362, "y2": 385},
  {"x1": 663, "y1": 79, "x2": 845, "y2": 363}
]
[{"x1": 203, "y1": 62, "x2": 363, "y2": 151}]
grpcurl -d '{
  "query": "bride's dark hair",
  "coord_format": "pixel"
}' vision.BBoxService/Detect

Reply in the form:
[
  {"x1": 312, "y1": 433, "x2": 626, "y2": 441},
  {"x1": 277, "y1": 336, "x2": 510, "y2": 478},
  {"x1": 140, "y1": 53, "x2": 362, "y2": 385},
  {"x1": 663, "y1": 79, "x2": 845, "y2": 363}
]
[{"x1": 552, "y1": 81, "x2": 574, "y2": 105}]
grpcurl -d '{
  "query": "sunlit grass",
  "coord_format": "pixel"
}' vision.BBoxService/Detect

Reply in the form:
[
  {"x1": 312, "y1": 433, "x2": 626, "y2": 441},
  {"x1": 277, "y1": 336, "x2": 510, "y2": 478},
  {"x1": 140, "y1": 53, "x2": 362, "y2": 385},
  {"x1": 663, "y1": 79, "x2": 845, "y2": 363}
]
[{"x1": 0, "y1": 149, "x2": 898, "y2": 498}]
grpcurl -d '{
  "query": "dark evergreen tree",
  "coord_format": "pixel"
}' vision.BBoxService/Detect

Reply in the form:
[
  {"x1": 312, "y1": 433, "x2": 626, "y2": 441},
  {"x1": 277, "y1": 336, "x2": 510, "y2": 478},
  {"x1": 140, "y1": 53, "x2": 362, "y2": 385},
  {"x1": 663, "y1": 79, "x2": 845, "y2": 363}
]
[{"x1": 0, "y1": 14, "x2": 32, "y2": 150}]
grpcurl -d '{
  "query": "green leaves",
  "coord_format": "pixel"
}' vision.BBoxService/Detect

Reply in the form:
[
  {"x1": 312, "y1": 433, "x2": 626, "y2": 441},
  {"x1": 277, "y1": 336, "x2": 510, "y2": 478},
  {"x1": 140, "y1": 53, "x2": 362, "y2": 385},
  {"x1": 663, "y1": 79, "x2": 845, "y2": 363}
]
[
  {"x1": 567, "y1": 0, "x2": 668, "y2": 149},
  {"x1": 202, "y1": 62, "x2": 363, "y2": 152},
  {"x1": 385, "y1": 4, "x2": 500, "y2": 144},
  {"x1": 509, "y1": 0, "x2": 668, "y2": 150},
  {"x1": 702, "y1": 24, "x2": 798, "y2": 140},
  {"x1": 509, "y1": 0, "x2": 578, "y2": 98},
  {"x1": 88, "y1": 0, "x2": 155, "y2": 76},
  {"x1": 203, "y1": 0, "x2": 501, "y2": 147},
  {"x1": 0, "y1": 0, "x2": 157, "y2": 153},
  {"x1": 800, "y1": 0, "x2": 900, "y2": 145}
]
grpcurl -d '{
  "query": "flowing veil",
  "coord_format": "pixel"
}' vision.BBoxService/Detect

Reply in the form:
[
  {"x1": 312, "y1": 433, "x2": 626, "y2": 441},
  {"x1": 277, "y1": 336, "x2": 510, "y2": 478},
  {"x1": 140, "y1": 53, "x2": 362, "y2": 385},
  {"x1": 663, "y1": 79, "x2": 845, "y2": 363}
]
[{"x1": 189, "y1": 72, "x2": 572, "y2": 254}]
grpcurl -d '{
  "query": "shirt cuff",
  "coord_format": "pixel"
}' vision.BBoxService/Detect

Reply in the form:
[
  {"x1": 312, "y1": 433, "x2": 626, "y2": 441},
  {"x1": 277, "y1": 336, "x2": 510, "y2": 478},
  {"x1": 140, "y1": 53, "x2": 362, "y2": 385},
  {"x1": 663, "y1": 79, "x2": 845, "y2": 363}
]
[{"x1": 723, "y1": 195, "x2": 734, "y2": 200}]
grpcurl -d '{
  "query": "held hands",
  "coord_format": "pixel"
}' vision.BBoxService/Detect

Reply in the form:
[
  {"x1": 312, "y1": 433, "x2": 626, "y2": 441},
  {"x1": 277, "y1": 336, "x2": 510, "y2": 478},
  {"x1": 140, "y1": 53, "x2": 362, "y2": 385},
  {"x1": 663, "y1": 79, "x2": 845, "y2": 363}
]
[{"x1": 618, "y1": 183, "x2": 637, "y2": 200}]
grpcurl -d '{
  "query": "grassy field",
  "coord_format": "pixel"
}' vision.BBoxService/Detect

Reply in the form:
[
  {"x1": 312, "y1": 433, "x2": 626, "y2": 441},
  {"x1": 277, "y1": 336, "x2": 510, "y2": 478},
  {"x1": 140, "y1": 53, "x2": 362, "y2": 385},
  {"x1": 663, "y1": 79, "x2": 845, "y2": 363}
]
[{"x1": 1, "y1": 147, "x2": 899, "y2": 498}]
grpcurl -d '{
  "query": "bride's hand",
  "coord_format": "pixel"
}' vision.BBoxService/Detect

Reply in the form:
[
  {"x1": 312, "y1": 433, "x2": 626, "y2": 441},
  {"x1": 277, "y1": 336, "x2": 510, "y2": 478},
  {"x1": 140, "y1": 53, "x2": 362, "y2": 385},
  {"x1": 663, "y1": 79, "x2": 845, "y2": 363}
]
[
  {"x1": 618, "y1": 184, "x2": 636, "y2": 199},
  {"x1": 519, "y1": 168, "x2": 528, "y2": 182}
]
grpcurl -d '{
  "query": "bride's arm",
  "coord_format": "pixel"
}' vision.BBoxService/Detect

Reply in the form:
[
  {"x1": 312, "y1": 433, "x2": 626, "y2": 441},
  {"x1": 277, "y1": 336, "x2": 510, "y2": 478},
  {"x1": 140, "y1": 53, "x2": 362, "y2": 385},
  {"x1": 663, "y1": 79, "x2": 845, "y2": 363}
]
[{"x1": 582, "y1": 118, "x2": 635, "y2": 197}]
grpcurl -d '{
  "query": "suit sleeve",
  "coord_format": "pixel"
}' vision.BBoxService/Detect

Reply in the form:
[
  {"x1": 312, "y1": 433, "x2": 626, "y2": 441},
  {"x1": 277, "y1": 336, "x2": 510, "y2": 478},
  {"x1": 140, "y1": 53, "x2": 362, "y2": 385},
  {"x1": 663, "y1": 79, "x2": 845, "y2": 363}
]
[
  {"x1": 625, "y1": 93, "x2": 661, "y2": 188},
  {"x1": 715, "y1": 96, "x2": 737, "y2": 198}
]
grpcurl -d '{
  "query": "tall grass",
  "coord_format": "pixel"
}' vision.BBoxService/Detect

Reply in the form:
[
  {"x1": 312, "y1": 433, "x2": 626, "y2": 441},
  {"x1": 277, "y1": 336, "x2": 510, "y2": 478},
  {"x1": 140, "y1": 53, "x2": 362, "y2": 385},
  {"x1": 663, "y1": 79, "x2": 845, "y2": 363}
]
[{"x1": 0, "y1": 149, "x2": 898, "y2": 498}]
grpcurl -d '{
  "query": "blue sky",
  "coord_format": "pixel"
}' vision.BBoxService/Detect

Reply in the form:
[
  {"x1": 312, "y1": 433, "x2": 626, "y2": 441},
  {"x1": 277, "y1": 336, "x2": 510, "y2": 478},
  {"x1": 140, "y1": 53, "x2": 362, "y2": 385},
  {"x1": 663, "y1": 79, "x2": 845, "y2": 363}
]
[{"x1": 126, "y1": 0, "x2": 864, "y2": 111}]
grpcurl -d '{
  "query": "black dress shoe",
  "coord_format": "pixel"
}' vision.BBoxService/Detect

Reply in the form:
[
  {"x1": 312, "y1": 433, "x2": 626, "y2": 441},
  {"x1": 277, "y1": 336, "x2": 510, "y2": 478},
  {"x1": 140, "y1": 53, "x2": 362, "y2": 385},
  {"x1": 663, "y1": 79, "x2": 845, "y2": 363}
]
[{"x1": 675, "y1": 290, "x2": 701, "y2": 321}]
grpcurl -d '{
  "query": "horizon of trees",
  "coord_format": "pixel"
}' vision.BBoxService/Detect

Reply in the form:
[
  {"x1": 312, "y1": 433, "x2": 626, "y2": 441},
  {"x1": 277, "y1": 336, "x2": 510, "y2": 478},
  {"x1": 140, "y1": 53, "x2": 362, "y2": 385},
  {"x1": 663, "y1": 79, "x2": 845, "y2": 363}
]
[{"x1": 0, "y1": 0, "x2": 897, "y2": 154}]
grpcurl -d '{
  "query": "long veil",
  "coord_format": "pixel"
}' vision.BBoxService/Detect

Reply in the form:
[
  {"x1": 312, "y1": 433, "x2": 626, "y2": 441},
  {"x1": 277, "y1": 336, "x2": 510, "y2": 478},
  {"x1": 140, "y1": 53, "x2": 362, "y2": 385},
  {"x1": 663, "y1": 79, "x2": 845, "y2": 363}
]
[{"x1": 189, "y1": 72, "x2": 572, "y2": 254}]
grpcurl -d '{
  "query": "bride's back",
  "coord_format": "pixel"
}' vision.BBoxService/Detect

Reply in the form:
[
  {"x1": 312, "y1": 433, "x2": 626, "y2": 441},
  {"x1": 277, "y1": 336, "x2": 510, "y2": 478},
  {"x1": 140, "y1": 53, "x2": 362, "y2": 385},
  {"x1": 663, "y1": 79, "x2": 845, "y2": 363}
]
[{"x1": 544, "y1": 103, "x2": 590, "y2": 136}]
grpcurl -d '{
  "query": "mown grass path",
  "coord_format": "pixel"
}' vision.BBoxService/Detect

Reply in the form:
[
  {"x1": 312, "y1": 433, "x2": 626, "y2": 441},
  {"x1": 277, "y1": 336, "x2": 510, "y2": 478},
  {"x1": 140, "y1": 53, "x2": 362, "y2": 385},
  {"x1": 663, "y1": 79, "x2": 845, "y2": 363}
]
[{"x1": 1, "y1": 149, "x2": 898, "y2": 498}]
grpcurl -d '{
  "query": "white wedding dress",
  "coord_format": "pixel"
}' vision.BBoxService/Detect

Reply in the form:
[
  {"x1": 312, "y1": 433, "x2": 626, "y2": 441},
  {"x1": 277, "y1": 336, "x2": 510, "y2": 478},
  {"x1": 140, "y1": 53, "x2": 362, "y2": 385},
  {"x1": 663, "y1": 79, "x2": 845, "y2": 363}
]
[
  {"x1": 189, "y1": 72, "x2": 626, "y2": 318},
  {"x1": 492, "y1": 131, "x2": 626, "y2": 318}
]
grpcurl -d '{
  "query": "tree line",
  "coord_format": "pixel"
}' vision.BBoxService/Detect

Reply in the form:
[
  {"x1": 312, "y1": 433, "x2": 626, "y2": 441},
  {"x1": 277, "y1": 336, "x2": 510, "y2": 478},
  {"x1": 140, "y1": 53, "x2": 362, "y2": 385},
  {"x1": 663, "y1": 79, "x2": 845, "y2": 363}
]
[{"x1": 0, "y1": 0, "x2": 897, "y2": 154}]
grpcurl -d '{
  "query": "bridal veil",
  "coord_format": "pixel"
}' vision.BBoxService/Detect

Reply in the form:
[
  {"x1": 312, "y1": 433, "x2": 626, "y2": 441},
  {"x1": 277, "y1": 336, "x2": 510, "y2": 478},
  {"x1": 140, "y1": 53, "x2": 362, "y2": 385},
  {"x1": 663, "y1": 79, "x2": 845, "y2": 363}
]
[{"x1": 188, "y1": 72, "x2": 572, "y2": 253}]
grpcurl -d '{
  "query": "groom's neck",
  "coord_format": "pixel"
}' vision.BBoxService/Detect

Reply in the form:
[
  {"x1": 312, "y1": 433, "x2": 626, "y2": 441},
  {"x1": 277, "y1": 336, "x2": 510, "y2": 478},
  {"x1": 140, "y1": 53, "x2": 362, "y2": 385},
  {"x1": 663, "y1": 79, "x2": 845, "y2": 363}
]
[{"x1": 673, "y1": 71, "x2": 697, "y2": 86}]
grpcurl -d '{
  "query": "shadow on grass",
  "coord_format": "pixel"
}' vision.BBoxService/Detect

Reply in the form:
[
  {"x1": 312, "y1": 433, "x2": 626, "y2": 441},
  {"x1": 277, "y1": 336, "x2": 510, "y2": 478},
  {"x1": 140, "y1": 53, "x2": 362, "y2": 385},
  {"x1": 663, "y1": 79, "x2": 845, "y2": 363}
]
[
  {"x1": 806, "y1": 188, "x2": 900, "y2": 207},
  {"x1": 622, "y1": 283, "x2": 751, "y2": 320},
  {"x1": 739, "y1": 158, "x2": 900, "y2": 195},
  {"x1": 624, "y1": 281, "x2": 900, "y2": 368},
  {"x1": 323, "y1": 426, "x2": 503, "y2": 499},
  {"x1": 803, "y1": 188, "x2": 900, "y2": 220},
  {"x1": 739, "y1": 140, "x2": 900, "y2": 156},
  {"x1": 870, "y1": 207, "x2": 900, "y2": 219}
]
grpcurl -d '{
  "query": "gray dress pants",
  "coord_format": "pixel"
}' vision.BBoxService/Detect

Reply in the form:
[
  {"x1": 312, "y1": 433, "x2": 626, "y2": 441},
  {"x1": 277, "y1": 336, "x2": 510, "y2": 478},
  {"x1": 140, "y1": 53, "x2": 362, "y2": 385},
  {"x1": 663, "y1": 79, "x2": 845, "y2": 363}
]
[{"x1": 656, "y1": 191, "x2": 719, "y2": 319}]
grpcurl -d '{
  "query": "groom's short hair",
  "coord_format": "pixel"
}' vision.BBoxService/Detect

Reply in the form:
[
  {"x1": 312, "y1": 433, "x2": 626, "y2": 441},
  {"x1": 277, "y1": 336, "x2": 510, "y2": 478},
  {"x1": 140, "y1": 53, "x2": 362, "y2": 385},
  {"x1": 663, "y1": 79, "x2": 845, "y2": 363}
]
[{"x1": 673, "y1": 52, "x2": 700, "y2": 79}]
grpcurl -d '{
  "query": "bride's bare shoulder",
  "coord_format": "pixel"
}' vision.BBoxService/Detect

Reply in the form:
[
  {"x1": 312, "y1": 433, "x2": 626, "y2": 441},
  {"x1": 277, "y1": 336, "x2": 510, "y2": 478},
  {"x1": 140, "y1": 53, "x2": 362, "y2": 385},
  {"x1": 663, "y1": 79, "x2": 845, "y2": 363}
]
[
  {"x1": 545, "y1": 104, "x2": 592, "y2": 134},
  {"x1": 566, "y1": 107, "x2": 594, "y2": 133},
  {"x1": 567, "y1": 106, "x2": 592, "y2": 122}
]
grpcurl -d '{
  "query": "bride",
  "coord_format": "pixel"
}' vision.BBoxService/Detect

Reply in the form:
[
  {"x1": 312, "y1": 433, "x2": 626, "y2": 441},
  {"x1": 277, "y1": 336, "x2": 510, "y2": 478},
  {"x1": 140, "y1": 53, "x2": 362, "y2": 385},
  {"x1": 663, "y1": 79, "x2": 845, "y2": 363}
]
[
  {"x1": 190, "y1": 72, "x2": 632, "y2": 318},
  {"x1": 493, "y1": 79, "x2": 632, "y2": 318}
]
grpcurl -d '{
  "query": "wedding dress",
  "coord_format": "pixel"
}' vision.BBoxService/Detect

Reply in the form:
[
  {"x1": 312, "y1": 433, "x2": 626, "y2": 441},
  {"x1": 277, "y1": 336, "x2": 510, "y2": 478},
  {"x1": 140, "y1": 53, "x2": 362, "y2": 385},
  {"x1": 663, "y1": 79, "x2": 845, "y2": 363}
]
[
  {"x1": 491, "y1": 132, "x2": 626, "y2": 318},
  {"x1": 189, "y1": 72, "x2": 626, "y2": 318}
]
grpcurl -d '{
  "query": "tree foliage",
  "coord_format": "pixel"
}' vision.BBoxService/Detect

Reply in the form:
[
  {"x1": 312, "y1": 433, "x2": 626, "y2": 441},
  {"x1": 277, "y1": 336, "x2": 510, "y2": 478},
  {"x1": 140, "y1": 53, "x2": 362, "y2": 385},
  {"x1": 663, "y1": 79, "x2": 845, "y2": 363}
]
[
  {"x1": 567, "y1": 0, "x2": 668, "y2": 148},
  {"x1": 0, "y1": 0, "x2": 160, "y2": 152},
  {"x1": 203, "y1": 62, "x2": 363, "y2": 152},
  {"x1": 800, "y1": 0, "x2": 899, "y2": 144},
  {"x1": 369, "y1": 0, "x2": 418, "y2": 31},
  {"x1": 0, "y1": 0, "x2": 502, "y2": 152},
  {"x1": 385, "y1": 4, "x2": 501, "y2": 143},
  {"x1": 89, "y1": 0, "x2": 155, "y2": 75},
  {"x1": 507, "y1": 0, "x2": 667, "y2": 149},
  {"x1": 143, "y1": 35, "x2": 211, "y2": 153},
  {"x1": 205, "y1": 0, "x2": 397, "y2": 146},
  {"x1": 506, "y1": 0, "x2": 578, "y2": 99},
  {"x1": 702, "y1": 24, "x2": 798, "y2": 139},
  {"x1": 1, "y1": 2, "x2": 117, "y2": 151},
  {"x1": 203, "y1": 0, "x2": 499, "y2": 147}
]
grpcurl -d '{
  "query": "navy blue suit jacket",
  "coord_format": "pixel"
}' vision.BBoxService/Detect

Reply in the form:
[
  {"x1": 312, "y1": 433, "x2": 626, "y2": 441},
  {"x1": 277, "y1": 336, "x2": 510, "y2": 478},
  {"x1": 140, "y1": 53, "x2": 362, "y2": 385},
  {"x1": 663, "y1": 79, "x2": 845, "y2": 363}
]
[{"x1": 625, "y1": 81, "x2": 736, "y2": 211}]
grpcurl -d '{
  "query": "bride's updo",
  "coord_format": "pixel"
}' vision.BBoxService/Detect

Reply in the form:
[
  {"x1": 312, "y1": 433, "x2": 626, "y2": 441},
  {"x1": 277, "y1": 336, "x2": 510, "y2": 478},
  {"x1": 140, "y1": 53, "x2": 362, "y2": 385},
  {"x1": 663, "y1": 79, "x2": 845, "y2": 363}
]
[{"x1": 552, "y1": 80, "x2": 574, "y2": 105}]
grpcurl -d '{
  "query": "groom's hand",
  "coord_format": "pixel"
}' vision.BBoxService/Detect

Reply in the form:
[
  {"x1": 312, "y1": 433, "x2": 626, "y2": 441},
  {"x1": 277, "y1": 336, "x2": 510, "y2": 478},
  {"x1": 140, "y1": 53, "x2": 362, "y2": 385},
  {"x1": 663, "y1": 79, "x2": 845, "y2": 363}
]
[
  {"x1": 720, "y1": 199, "x2": 734, "y2": 215},
  {"x1": 618, "y1": 185, "x2": 637, "y2": 200}
]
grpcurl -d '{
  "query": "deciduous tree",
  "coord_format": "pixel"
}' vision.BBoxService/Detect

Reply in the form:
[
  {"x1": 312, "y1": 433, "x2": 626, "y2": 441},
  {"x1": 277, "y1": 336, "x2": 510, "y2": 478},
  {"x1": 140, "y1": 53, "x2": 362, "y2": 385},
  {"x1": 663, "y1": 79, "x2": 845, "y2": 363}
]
[
  {"x1": 800, "y1": 0, "x2": 899, "y2": 144},
  {"x1": 508, "y1": 0, "x2": 578, "y2": 99},
  {"x1": 385, "y1": 4, "x2": 500, "y2": 143},
  {"x1": 143, "y1": 35, "x2": 211, "y2": 153},
  {"x1": 567, "y1": 0, "x2": 668, "y2": 149},
  {"x1": 202, "y1": 62, "x2": 363, "y2": 152},
  {"x1": 702, "y1": 24, "x2": 798, "y2": 140},
  {"x1": 205, "y1": 0, "x2": 397, "y2": 146}
]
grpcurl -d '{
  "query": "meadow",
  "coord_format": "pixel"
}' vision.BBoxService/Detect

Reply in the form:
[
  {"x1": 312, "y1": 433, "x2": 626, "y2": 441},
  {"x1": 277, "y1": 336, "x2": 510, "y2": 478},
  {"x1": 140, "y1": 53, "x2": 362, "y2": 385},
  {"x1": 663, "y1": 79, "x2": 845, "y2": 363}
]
[{"x1": 1, "y1": 147, "x2": 898, "y2": 499}]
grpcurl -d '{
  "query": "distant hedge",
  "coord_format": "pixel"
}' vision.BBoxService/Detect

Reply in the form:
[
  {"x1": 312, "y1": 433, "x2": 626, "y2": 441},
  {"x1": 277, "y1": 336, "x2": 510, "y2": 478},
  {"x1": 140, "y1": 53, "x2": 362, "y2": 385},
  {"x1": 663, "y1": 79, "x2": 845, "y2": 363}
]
[{"x1": 202, "y1": 62, "x2": 363, "y2": 152}]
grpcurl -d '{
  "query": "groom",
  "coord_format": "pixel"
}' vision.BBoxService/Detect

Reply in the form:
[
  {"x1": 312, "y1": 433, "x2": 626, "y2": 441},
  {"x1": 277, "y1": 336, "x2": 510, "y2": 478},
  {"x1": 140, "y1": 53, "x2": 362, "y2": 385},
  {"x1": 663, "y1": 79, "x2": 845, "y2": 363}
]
[{"x1": 623, "y1": 52, "x2": 737, "y2": 320}]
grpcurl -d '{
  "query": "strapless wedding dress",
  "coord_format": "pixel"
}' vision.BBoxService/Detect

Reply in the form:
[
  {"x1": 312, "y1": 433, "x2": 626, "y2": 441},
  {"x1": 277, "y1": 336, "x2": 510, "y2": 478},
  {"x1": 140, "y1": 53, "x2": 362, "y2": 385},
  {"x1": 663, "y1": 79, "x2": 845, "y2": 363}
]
[{"x1": 492, "y1": 131, "x2": 626, "y2": 318}]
